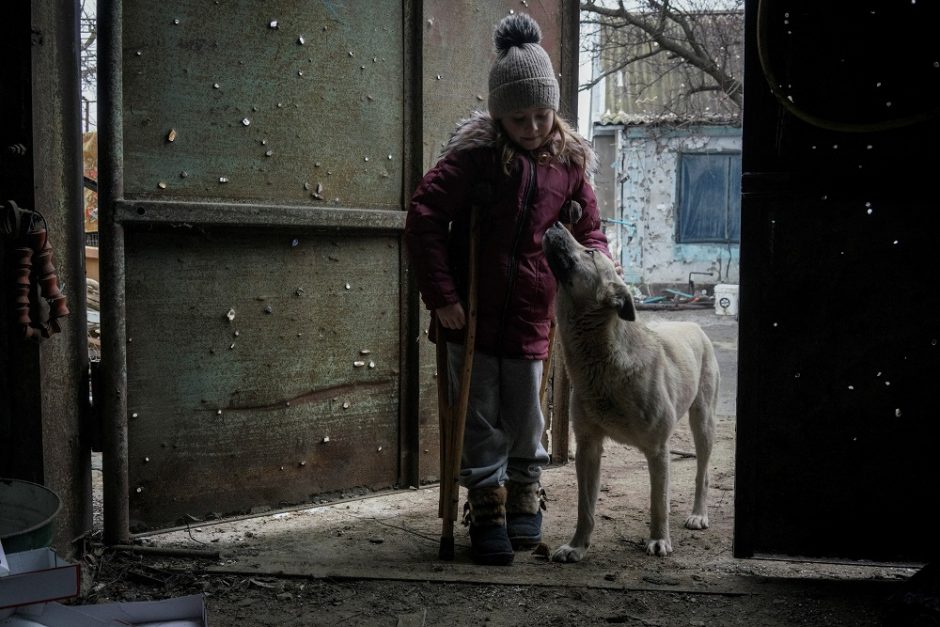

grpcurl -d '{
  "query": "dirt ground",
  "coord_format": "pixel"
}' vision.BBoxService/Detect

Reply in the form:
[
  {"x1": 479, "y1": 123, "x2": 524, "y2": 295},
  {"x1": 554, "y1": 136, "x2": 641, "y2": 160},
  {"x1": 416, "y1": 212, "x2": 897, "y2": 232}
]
[{"x1": 79, "y1": 309, "x2": 934, "y2": 626}]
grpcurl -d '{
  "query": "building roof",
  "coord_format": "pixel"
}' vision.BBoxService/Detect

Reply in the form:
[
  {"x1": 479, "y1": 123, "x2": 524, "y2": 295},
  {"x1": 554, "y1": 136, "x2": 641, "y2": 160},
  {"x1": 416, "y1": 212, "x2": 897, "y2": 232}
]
[{"x1": 593, "y1": 10, "x2": 743, "y2": 126}]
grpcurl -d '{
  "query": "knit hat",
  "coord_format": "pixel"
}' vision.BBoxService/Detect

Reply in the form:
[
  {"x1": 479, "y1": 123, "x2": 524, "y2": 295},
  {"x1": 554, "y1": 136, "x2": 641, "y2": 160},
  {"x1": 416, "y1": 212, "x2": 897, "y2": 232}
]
[{"x1": 488, "y1": 14, "x2": 560, "y2": 119}]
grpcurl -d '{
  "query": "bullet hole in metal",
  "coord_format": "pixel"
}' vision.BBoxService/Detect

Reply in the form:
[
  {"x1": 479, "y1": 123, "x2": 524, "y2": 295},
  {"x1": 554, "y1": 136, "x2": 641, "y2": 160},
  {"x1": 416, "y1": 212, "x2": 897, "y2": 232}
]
[
  {"x1": 322, "y1": 436, "x2": 330, "y2": 443},
  {"x1": 314, "y1": 162, "x2": 321, "y2": 168},
  {"x1": 242, "y1": 118, "x2": 251, "y2": 126},
  {"x1": 885, "y1": 101, "x2": 892, "y2": 107},
  {"x1": 158, "y1": 182, "x2": 167, "y2": 189},
  {"x1": 136, "y1": 487, "x2": 143, "y2": 493},
  {"x1": 226, "y1": 308, "x2": 236, "y2": 322},
  {"x1": 345, "y1": 283, "x2": 351, "y2": 290},
  {"x1": 234, "y1": 330, "x2": 240, "y2": 337},
  {"x1": 291, "y1": 238, "x2": 300, "y2": 247},
  {"x1": 295, "y1": 287, "x2": 304, "y2": 296},
  {"x1": 167, "y1": 129, "x2": 177, "y2": 142},
  {"x1": 217, "y1": 409, "x2": 223, "y2": 416},
  {"x1": 369, "y1": 361, "x2": 376, "y2": 369},
  {"x1": 342, "y1": 401, "x2": 350, "y2": 409},
  {"x1": 299, "y1": 460, "x2": 306, "y2": 466},
  {"x1": 364, "y1": 156, "x2": 369, "y2": 162},
  {"x1": 360, "y1": 349, "x2": 371, "y2": 355},
  {"x1": 476, "y1": 94, "x2": 484, "y2": 101},
  {"x1": 298, "y1": 35, "x2": 305, "y2": 45},
  {"x1": 213, "y1": 82, "x2": 220, "y2": 89},
  {"x1": 387, "y1": 154, "x2": 393, "y2": 160},
  {"x1": 229, "y1": 342, "x2": 236, "y2": 349},
  {"x1": 435, "y1": 74, "x2": 443, "y2": 80},
  {"x1": 136, "y1": 50, "x2": 142, "y2": 56},
  {"x1": 173, "y1": 18, "x2": 180, "y2": 25},
  {"x1": 885, "y1": 381, "x2": 891, "y2": 386},
  {"x1": 893, "y1": 240, "x2": 899, "y2": 245},
  {"x1": 794, "y1": 372, "x2": 801, "y2": 379},
  {"x1": 847, "y1": 385, "x2": 854, "y2": 390},
  {"x1": 360, "y1": 65, "x2": 366, "y2": 70},
  {"x1": 895, "y1": 408, "x2": 903, "y2": 417},
  {"x1": 377, "y1": 446, "x2": 383, "y2": 452},
  {"x1": 367, "y1": 95, "x2": 374, "y2": 101},
  {"x1": 298, "y1": 70, "x2": 304, "y2": 76},
  {"x1": 264, "y1": 305, "x2": 273, "y2": 314},
  {"x1": 132, "y1": 412, "x2": 139, "y2": 419},
  {"x1": 269, "y1": 19, "x2": 279, "y2": 29},
  {"x1": 144, "y1": 456, "x2": 151, "y2": 463},
  {"x1": 179, "y1": 170, "x2": 188, "y2": 178},
  {"x1": 353, "y1": 360, "x2": 365, "y2": 367},
  {"x1": 373, "y1": 57, "x2": 378, "y2": 63},
  {"x1": 219, "y1": 177, "x2": 229, "y2": 184},
  {"x1": 312, "y1": 182, "x2": 324, "y2": 200},
  {"x1": 265, "y1": 150, "x2": 273, "y2": 157},
  {"x1": 348, "y1": 51, "x2": 354, "y2": 57}
]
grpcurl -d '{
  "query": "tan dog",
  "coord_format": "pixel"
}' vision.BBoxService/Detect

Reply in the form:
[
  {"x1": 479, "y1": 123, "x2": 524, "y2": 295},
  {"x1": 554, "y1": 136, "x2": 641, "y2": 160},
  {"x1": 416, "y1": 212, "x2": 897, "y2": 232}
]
[{"x1": 542, "y1": 223, "x2": 719, "y2": 558}]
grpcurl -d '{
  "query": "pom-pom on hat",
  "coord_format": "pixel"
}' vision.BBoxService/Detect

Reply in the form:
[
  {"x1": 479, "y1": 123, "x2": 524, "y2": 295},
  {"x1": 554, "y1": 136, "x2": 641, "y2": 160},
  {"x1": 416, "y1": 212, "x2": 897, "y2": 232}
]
[{"x1": 488, "y1": 13, "x2": 560, "y2": 119}]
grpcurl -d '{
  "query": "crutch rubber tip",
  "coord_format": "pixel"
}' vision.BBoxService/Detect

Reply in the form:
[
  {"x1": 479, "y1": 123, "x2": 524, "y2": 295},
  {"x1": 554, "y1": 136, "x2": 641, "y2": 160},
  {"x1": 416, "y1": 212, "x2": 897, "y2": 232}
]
[{"x1": 438, "y1": 537, "x2": 455, "y2": 561}]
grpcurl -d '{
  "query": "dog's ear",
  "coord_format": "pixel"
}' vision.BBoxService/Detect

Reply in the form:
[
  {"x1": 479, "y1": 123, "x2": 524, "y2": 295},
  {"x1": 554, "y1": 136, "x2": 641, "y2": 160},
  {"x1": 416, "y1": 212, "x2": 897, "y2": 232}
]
[{"x1": 603, "y1": 282, "x2": 636, "y2": 321}]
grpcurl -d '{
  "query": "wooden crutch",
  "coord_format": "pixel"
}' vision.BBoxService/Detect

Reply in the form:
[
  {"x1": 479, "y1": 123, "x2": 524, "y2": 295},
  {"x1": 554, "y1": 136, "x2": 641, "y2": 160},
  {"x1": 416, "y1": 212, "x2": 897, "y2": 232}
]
[{"x1": 436, "y1": 204, "x2": 480, "y2": 560}]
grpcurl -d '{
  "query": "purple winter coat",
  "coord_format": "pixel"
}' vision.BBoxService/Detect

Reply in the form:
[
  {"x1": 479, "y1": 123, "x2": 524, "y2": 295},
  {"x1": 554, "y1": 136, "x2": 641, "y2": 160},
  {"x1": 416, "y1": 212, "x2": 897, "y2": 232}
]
[{"x1": 405, "y1": 112, "x2": 610, "y2": 360}]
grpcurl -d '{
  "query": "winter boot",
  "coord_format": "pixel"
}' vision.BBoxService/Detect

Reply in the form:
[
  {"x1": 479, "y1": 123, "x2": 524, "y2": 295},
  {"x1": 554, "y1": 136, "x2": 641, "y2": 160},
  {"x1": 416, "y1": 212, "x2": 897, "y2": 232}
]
[
  {"x1": 506, "y1": 481, "x2": 546, "y2": 549},
  {"x1": 464, "y1": 485, "x2": 514, "y2": 566}
]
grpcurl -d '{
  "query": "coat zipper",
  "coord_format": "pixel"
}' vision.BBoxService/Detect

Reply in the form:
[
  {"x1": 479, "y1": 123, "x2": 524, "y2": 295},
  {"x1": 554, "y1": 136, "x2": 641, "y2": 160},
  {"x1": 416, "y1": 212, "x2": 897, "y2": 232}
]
[{"x1": 495, "y1": 154, "x2": 536, "y2": 354}]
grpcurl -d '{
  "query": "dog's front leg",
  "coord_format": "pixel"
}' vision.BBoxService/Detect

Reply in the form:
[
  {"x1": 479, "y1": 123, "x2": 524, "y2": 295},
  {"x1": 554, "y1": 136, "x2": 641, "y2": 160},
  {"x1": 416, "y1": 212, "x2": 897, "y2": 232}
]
[
  {"x1": 551, "y1": 432, "x2": 603, "y2": 563},
  {"x1": 645, "y1": 447, "x2": 672, "y2": 556}
]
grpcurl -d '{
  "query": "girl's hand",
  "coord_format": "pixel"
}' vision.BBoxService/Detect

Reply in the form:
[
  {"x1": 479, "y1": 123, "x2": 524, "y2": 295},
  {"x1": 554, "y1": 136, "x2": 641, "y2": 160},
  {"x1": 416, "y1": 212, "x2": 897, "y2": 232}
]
[{"x1": 436, "y1": 302, "x2": 466, "y2": 330}]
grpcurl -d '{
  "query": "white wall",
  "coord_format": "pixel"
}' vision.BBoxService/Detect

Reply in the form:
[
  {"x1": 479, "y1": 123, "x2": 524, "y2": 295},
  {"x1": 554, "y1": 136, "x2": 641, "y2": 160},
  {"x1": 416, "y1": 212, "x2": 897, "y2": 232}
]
[{"x1": 604, "y1": 125, "x2": 741, "y2": 295}]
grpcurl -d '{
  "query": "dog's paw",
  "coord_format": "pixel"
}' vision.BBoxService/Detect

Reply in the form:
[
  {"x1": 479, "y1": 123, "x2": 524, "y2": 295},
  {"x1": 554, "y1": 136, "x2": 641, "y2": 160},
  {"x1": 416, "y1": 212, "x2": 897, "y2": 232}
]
[
  {"x1": 684, "y1": 514, "x2": 709, "y2": 530},
  {"x1": 551, "y1": 544, "x2": 587, "y2": 563},
  {"x1": 645, "y1": 538, "x2": 673, "y2": 557}
]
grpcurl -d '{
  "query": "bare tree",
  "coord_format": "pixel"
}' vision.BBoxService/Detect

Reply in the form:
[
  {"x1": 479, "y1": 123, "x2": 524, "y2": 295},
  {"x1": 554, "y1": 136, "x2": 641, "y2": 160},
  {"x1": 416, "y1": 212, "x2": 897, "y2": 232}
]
[
  {"x1": 80, "y1": 0, "x2": 97, "y2": 131},
  {"x1": 581, "y1": 0, "x2": 743, "y2": 121}
]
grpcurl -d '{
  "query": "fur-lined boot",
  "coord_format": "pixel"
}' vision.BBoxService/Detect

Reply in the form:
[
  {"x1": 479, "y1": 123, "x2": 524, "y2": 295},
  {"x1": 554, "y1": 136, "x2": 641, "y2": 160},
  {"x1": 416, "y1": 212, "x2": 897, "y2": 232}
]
[
  {"x1": 506, "y1": 481, "x2": 546, "y2": 549},
  {"x1": 464, "y1": 485, "x2": 514, "y2": 566}
]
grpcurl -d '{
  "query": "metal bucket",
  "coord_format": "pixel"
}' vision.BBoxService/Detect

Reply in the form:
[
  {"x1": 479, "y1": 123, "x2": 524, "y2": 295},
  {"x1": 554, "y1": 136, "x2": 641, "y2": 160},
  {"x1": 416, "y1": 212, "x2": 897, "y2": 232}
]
[{"x1": 0, "y1": 478, "x2": 62, "y2": 553}]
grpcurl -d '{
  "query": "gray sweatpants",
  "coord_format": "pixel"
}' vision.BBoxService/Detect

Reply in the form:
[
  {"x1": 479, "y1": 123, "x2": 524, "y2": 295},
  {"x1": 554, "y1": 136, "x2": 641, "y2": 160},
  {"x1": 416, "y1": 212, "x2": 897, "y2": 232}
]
[{"x1": 447, "y1": 343, "x2": 551, "y2": 489}]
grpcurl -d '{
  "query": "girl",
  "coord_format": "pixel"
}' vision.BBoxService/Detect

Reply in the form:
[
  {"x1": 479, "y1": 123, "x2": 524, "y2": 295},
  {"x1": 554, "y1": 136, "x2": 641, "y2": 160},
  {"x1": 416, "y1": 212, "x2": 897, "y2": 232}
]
[{"x1": 406, "y1": 13, "x2": 611, "y2": 565}]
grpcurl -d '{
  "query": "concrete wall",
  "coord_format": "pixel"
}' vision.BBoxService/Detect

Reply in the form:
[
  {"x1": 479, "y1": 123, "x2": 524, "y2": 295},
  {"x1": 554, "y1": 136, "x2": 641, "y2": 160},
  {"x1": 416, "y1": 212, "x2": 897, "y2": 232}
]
[{"x1": 594, "y1": 124, "x2": 741, "y2": 296}]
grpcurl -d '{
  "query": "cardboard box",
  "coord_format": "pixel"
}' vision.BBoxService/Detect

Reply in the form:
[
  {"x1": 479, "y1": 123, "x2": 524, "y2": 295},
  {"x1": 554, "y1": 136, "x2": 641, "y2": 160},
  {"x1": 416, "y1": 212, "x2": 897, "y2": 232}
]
[
  {"x1": 2, "y1": 594, "x2": 208, "y2": 626},
  {"x1": 0, "y1": 548, "x2": 80, "y2": 611}
]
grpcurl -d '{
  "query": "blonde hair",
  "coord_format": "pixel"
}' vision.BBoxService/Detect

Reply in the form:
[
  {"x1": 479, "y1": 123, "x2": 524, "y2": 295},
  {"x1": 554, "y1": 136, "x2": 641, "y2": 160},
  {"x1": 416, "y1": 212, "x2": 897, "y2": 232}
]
[{"x1": 496, "y1": 115, "x2": 584, "y2": 175}]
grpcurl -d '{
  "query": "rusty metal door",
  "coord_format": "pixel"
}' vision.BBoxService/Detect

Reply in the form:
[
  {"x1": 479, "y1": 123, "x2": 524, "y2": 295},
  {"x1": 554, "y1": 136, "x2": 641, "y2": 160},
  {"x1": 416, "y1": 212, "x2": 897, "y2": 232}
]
[
  {"x1": 99, "y1": 1, "x2": 575, "y2": 535},
  {"x1": 734, "y1": 0, "x2": 940, "y2": 563}
]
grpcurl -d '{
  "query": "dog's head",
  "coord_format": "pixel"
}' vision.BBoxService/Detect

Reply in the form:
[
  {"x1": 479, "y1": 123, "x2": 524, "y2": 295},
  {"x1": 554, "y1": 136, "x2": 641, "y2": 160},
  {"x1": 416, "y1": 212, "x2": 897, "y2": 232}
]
[{"x1": 542, "y1": 223, "x2": 635, "y2": 321}]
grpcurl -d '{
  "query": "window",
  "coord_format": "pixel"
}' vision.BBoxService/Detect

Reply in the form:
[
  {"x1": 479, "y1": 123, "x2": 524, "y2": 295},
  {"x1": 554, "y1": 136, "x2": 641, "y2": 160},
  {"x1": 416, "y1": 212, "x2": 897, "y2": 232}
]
[{"x1": 676, "y1": 152, "x2": 741, "y2": 243}]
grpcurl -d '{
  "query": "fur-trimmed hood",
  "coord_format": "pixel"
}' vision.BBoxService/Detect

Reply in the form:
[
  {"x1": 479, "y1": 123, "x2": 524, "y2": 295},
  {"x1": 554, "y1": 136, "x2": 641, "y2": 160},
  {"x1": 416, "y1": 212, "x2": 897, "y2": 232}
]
[{"x1": 440, "y1": 110, "x2": 597, "y2": 175}]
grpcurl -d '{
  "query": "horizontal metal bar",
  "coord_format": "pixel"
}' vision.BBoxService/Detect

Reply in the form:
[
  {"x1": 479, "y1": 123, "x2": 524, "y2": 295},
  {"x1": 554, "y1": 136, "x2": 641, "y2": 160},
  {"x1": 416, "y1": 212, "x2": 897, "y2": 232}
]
[{"x1": 114, "y1": 199, "x2": 406, "y2": 231}]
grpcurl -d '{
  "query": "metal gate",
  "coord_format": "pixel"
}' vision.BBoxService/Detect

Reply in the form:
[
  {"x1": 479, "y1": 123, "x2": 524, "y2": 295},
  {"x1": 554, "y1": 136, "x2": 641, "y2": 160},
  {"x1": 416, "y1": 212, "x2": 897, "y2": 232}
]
[
  {"x1": 99, "y1": 0, "x2": 575, "y2": 537},
  {"x1": 735, "y1": 0, "x2": 940, "y2": 563}
]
